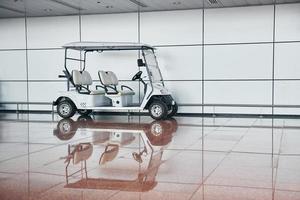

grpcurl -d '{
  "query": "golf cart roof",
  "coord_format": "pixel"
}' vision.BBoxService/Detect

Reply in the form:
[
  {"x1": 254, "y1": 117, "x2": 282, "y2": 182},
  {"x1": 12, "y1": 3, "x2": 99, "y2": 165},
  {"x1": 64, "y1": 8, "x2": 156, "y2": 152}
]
[{"x1": 63, "y1": 41, "x2": 155, "y2": 51}]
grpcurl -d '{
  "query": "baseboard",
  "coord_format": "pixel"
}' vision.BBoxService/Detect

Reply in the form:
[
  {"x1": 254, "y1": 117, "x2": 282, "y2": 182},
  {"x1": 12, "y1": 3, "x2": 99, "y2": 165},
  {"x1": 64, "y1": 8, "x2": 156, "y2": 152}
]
[{"x1": 1, "y1": 109, "x2": 300, "y2": 119}]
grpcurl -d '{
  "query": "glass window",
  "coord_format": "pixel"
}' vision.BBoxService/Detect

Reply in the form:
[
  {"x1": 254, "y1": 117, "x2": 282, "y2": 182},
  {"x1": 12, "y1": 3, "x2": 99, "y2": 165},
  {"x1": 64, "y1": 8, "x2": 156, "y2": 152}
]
[{"x1": 143, "y1": 49, "x2": 163, "y2": 84}]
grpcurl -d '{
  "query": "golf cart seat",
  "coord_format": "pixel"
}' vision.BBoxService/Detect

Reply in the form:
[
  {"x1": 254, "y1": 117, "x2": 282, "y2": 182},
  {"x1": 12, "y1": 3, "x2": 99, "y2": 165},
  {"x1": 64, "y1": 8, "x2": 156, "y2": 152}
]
[
  {"x1": 72, "y1": 70, "x2": 105, "y2": 95},
  {"x1": 98, "y1": 71, "x2": 135, "y2": 95},
  {"x1": 73, "y1": 143, "x2": 93, "y2": 165},
  {"x1": 99, "y1": 144, "x2": 119, "y2": 165},
  {"x1": 64, "y1": 143, "x2": 93, "y2": 165}
]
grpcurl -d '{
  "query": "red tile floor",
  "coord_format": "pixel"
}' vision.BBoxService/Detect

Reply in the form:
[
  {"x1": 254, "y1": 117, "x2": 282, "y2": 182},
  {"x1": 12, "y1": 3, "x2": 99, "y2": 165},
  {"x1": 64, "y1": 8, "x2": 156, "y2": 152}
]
[{"x1": 0, "y1": 113, "x2": 299, "y2": 200}]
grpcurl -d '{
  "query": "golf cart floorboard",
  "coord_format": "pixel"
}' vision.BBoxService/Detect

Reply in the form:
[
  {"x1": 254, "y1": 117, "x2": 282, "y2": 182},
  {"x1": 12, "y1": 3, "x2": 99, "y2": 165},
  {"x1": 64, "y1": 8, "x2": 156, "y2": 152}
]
[{"x1": 84, "y1": 106, "x2": 142, "y2": 110}]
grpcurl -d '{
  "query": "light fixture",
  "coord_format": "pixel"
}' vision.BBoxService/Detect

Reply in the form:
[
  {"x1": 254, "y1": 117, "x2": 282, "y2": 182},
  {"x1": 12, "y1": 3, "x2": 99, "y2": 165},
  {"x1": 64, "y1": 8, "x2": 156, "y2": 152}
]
[
  {"x1": 43, "y1": 8, "x2": 53, "y2": 12},
  {"x1": 49, "y1": 0, "x2": 82, "y2": 10},
  {"x1": 172, "y1": 1, "x2": 182, "y2": 5},
  {"x1": 207, "y1": 0, "x2": 219, "y2": 5},
  {"x1": 128, "y1": 0, "x2": 147, "y2": 8}
]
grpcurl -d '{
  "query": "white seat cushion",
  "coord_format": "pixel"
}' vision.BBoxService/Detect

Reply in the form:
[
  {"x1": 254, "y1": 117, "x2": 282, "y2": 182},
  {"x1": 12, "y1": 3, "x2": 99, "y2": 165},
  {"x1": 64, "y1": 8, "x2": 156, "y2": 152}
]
[
  {"x1": 90, "y1": 90, "x2": 106, "y2": 95},
  {"x1": 120, "y1": 90, "x2": 135, "y2": 95}
]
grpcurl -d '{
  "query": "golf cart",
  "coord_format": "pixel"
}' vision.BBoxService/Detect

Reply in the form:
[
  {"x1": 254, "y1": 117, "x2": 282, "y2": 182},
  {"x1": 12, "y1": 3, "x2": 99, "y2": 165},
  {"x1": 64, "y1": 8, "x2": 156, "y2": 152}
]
[{"x1": 53, "y1": 42, "x2": 178, "y2": 120}]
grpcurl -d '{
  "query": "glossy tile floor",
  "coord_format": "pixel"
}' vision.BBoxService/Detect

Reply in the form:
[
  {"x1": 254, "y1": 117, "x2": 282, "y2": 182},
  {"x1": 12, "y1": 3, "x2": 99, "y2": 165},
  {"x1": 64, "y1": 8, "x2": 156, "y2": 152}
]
[{"x1": 0, "y1": 113, "x2": 299, "y2": 200}]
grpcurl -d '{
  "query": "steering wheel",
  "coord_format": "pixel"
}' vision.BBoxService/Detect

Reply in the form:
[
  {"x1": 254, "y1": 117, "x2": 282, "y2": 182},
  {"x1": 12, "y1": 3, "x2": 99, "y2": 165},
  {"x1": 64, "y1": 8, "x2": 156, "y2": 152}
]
[{"x1": 132, "y1": 71, "x2": 143, "y2": 81}]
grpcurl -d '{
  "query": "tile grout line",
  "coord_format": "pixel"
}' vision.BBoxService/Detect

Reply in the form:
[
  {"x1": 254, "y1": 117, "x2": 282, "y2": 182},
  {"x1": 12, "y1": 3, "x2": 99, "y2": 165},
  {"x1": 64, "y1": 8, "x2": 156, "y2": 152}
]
[
  {"x1": 273, "y1": 119, "x2": 285, "y2": 194},
  {"x1": 188, "y1": 118, "x2": 258, "y2": 200},
  {"x1": 0, "y1": 135, "x2": 94, "y2": 163}
]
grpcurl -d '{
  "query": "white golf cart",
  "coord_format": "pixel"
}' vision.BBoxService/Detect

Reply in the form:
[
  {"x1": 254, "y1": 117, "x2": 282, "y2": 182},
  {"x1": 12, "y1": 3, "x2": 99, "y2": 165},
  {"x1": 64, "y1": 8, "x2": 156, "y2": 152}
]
[{"x1": 53, "y1": 42, "x2": 178, "y2": 120}]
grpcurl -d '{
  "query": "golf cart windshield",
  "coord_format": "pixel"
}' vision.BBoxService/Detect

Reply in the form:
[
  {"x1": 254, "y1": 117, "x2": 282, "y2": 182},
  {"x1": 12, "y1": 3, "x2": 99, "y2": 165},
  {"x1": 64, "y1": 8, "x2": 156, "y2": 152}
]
[{"x1": 143, "y1": 50, "x2": 163, "y2": 84}]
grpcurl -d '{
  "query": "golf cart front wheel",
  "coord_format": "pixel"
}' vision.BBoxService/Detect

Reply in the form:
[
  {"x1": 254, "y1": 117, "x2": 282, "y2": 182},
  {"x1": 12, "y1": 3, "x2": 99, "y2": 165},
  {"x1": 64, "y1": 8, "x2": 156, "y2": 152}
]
[
  {"x1": 78, "y1": 109, "x2": 92, "y2": 116},
  {"x1": 167, "y1": 103, "x2": 178, "y2": 117},
  {"x1": 149, "y1": 101, "x2": 168, "y2": 120},
  {"x1": 57, "y1": 100, "x2": 76, "y2": 118}
]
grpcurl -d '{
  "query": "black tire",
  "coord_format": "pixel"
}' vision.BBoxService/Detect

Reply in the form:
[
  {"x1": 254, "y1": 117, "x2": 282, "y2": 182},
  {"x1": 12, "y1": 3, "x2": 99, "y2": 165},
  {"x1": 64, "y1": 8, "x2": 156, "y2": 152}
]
[
  {"x1": 167, "y1": 103, "x2": 178, "y2": 118},
  {"x1": 54, "y1": 118, "x2": 77, "y2": 140},
  {"x1": 148, "y1": 101, "x2": 168, "y2": 120},
  {"x1": 57, "y1": 100, "x2": 76, "y2": 118},
  {"x1": 78, "y1": 109, "x2": 93, "y2": 116},
  {"x1": 77, "y1": 115, "x2": 92, "y2": 122}
]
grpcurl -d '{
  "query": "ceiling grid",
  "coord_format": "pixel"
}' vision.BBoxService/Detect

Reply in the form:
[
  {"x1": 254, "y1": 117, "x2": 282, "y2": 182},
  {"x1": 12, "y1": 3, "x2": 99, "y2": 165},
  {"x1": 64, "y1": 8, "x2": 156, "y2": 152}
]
[{"x1": 0, "y1": 0, "x2": 299, "y2": 18}]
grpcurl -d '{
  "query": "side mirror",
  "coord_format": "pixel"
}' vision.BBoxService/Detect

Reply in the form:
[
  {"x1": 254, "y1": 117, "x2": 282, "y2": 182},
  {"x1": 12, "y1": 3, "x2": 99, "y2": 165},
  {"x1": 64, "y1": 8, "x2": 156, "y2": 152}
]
[{"x1": 137, "y1": 59, "x2": 145, "y2": 67}]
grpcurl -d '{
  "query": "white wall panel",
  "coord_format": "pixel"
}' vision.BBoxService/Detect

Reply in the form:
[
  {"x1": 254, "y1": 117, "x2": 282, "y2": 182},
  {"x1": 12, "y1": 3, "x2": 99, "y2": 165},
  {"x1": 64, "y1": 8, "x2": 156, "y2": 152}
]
[
  {"x1": 164, "y1": 81, "x2": 201, "y2": 104},
  {"x1": 0, "y1": 18, "x2": 26, "y2": 49},
  {"x1": 0, "y1": 51, "x2": 27, "y2": 80},
  {"x1": 28, "y1": 50, "x2": 64, "y2": 80},
  {"x1": 275, "y1": 43, "x2": 300, "y2": 79},
  {"x1": 275, "y1": 81, "x2": 300, "y2": 105},
  {"x1": 204, "y1": 6, "x2": 273, "y2": 44},
  {"x1": 0, "y1": 82, "x2": 27, "y2": 102},
  {"x1": 27, "y1": 16, "x2": 79, "y2": 48},
  {"x1": 205, "y1": 81, "x2": 272, "y2": 104},
  {"x1": 275, "y1": 3, "x2": 300, "y2": 41},
  {"x1": 140, "y1": 10, "x2": 202, "y2": 45},
  {"x1": 178, "y1": 106, "x2": 202, "y2": 114},
  {"x1": 205, "y1": 44, "x2": 273, "y2": 79},
  {"x1": 274, "y1": 108, "x2": 300, "y2": 115},
  {"x1": 28, "y1": 82, "x2": 65, "y2": 102},
  {"x1": 81, "y1": 13, "x2": 138, "y2": 42},
  {"x1": 156, "y1": 46, "x2": 202, "y2": 80},
  {"x1": 205, "y1": 107, "x2": 272, "y2": 115},
  {"x1": 28, "y1": 104, "x2": 54, "y2": 111},
  {"x1": 28, "y1": 49, "x2": 80, "y2": 80}
]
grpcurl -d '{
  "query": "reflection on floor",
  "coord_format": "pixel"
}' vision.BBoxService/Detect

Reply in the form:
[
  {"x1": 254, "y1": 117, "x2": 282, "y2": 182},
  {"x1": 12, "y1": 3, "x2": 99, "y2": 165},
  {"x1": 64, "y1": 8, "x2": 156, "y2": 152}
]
[{"x1": 0, "y1": 113, "x2": 299, "y2": 200}]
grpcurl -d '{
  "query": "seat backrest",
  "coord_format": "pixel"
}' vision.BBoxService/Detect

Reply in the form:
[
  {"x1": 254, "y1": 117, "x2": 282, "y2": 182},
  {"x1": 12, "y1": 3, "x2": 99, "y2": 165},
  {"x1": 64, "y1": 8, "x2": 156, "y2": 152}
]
[
  {"x1": 72, "y1": 70, "x2": 81, "y2": 85},
  {"x1": 81, "y1": 71, "x2": 93, "y2": 85},
  {"x1": 72, "y1": 70, "x2": 93, "y2": 86},
  {"x1": 98, "y1": 71, "x2": 119, "y2": 86}
]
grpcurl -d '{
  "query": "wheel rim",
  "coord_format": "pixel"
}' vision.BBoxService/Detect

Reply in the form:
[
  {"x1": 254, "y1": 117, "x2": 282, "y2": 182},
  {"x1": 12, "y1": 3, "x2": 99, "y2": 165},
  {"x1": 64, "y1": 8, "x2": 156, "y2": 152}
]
[
  {"x1": 59, "y1": 121, "x2": 71, "y2": 134},
  {"x1": 151, "y1": 105, "x2": 163, "y2": 118},
  {"x1": 151, "y1": 123, "x2": 163, "y2": 136},
  {"x1": 59, "y1": 103, "x2": 71, "y2": 116}
]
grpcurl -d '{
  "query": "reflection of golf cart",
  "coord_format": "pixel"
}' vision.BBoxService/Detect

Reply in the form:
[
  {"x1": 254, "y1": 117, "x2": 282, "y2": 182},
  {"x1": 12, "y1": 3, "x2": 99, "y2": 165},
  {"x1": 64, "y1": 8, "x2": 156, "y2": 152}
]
[
  {"x1": 53, "y1": 42, "x2": 178, "y2": 120},
  {"x1": 54, "y1": 117, "x2": 177, "y2": 143},
  {"x1": 55, "y1": 118, "x2": 177, "y2": 192}
]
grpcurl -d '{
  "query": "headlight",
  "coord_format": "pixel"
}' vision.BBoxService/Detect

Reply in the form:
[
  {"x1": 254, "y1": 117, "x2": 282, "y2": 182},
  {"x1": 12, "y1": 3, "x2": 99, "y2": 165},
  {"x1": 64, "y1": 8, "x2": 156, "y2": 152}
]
[{"x1": 160, "y1": 89, "x2": 168, "y2": 94}]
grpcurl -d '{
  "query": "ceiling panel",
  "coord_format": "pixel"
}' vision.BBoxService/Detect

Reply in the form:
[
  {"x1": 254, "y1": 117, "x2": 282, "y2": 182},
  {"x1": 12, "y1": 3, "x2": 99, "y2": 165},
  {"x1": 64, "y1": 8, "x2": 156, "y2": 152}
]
[
  {"x1": 0, "y1": 7, "x2": 24, "y2": 18},
  {"x1": 139, "y1": 0, "x2": 204, "y2": 11},
  {"x1": 0, "y1": 0, "x2": 299, "y2": 18},
  {"x1": 78, "y1": 0, "x2": 140, "y2": 15}
]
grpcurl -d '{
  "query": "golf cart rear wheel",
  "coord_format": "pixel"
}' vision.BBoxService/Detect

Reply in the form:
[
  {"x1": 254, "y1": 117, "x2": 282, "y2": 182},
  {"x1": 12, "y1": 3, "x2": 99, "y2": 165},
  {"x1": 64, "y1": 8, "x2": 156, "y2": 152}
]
[
  {"x1": 167, "y1": 103, "x2": 178, "y2": 117},
  {"x1": 57, "y1": 100, "x2": 76, "y2": 118},
  {"x1": 78, "y1": 109, "x2": 92, "y2": 116},
  {"x1": 149, "y1": 101, "x2": 168, "y2": 120}
]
